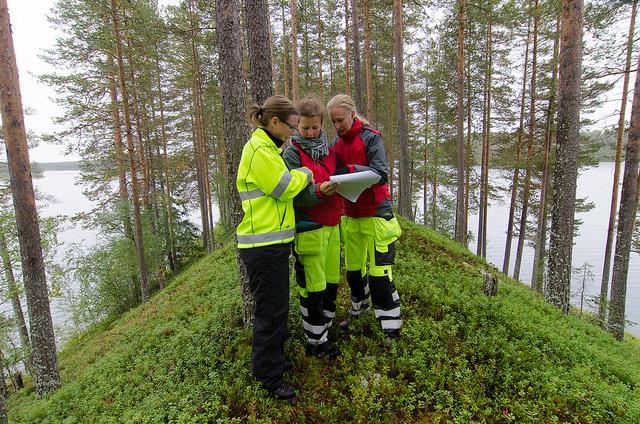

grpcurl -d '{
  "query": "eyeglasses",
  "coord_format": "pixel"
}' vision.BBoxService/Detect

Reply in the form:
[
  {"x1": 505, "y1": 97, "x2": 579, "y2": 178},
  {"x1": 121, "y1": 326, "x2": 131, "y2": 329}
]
[{"x1": 280, "y1": 118, "x2": 298, "y2": 132}]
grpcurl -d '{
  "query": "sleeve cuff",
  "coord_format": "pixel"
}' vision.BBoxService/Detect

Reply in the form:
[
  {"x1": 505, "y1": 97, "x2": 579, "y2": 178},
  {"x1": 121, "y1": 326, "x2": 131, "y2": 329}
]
[{"x1": 296, "y1": 167, "x2": 313, "y2": 183}]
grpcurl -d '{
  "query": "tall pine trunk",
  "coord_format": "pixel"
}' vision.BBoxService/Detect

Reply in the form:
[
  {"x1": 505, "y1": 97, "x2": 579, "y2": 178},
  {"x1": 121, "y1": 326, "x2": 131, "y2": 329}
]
[
  {"x1": 532, "y1": 11, "x2": 561, "y2": 292},
  {"x1": 0, "y1": 231, "x2": 32, "y2": 373},
  {"x1": 154, "y1": 55, "x2": 178, "y2": 270},
  {"x1": 364, "y1": 0, "x2": 374, "y2": 122},
  {"x1": 351, "y1": 0, "x2": 364, "y2": 111},
  {"x1": 217, "y1": 0, "x2": 254, "y2": 325},
  {"x1": 503, "y1": 12, "x2": 532, "y2": 273},
  {"x1": 424, "y1": 81, "x2": 430, "y2": 226},
  {"x1": 111, "y1": 0, "x2": 149, "y2": 303},
  {"x1": 0, "y1": 0, "x2": 60, "y2": 396},
  {"x1": 393, "y1": 0, "x2": 411, "y2": 219},
  {"x1": 477, "y1": 17, "x2": 492, "y2": 258},
  {"x1": 454, "y1": 0, "x2": 466, "y2": 243},
  {"x1": 344, "y1": 0, "x2": 351, "y2": 95},
  {"x1": 290, "y1": 0, "x2": 299, "y2": 101},
  {"x1": 514, "y1": 0, "x2": 539, "y2": 280},
  {"x1": 281, "y1": 2, "x2": 290, "y2": 98},
  {"x1": 464, "y1": 55, "x2": 472, "y2": 245},
  {"x1": 607, "y1": 50, "x2": 640, "y2": 341},
  {"x1": 546, "y1": 0, "x2": 583, "y2": 314},
  {"x1": 599, "y1": 0, "x2": 638, "y2": 322}
]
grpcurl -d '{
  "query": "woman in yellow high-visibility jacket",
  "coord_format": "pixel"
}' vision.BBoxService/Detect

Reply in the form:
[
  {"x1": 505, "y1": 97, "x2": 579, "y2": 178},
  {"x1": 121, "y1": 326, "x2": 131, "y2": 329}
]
[{"x1": 237, "y1": 95, "x2": 312, "y2": 400}]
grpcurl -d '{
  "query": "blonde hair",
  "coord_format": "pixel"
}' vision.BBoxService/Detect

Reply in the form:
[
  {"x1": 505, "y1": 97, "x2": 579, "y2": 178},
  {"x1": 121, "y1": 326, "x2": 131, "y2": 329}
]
[
  {"x1": 326, "y1": 94, "x2": 370, "y2": 126},
  {"x1": 298, "y1": 95, "x2": 324, "y2": 122},
  {"x1": 247, "y1": 95, "x2": 298, "y2": 127}
]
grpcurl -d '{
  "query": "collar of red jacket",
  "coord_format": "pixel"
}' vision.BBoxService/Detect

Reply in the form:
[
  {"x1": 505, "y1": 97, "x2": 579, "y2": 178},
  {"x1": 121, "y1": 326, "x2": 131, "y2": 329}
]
[{"x1": 341, "y1": 117, "x2": 364, "y2": 142}]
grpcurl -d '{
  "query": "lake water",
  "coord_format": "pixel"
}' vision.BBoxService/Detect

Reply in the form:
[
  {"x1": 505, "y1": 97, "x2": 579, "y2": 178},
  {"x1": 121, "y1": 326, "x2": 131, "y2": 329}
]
[{"x1": 5, "y1": 163, "x2": 639, "y2": 342}]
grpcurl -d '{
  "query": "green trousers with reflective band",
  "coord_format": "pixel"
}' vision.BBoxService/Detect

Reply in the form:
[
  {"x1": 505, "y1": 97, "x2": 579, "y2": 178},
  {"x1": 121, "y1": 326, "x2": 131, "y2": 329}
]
[
  {"x1": 293, "y1": 225, "x2": 340, "y2": 345},
  {"x1": 341, "y1": 216, "x2": 403, "y2": 333}
]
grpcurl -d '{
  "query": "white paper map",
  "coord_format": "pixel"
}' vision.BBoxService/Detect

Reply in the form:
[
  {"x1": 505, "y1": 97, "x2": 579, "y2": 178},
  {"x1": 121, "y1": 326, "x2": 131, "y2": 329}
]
[{"x1": 329, "y1": 170, "x2": 381, "y2": 202}]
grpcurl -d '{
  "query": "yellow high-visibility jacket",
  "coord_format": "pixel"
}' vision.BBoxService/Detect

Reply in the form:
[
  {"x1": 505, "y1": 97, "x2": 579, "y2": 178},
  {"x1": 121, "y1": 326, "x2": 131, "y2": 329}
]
[{"x1": 236, "y1": 128, "x2": 312, "y2": 249}]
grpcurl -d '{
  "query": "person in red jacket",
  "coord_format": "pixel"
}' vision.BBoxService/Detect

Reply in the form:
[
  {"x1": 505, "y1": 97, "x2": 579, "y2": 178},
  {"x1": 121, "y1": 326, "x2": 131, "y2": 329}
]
[
  {"x1": 283, "y1": 96, "x2": 341, "y2": 357},
  {"x1": 327, "y1": 93, "x2": 402, "y2": 340}
]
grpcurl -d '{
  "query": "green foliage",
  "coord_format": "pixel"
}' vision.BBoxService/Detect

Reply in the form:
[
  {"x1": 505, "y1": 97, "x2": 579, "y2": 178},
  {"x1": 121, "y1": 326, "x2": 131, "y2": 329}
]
[
  {"x1": 61, "y1": 205, "x2": 201, "y2": 333},
  {"x1": 8, "y1": 219, "x2": 640, "y2": 422}
]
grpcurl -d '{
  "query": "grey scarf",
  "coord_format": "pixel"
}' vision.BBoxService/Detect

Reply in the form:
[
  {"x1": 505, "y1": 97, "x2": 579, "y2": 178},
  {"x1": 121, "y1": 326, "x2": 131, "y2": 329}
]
[{"x1": 292, "y1": 130, "x2": 329, "y2": 162}]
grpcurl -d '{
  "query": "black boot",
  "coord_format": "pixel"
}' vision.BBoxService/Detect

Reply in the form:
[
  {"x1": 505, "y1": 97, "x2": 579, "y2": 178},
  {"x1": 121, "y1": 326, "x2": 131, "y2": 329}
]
[
  {"x1": 267, "y1": 383, "x2": 296, "y2": 399},
  {"x1": 305, "y1": 341, "x2": 340, "y2": 359}
]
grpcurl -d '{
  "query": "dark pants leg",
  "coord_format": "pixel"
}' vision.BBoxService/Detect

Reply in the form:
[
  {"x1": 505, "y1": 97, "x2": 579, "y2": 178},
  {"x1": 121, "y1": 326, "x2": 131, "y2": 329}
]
[{"x1": 240, "y1": 243, "x2": 291, "y2": 390}]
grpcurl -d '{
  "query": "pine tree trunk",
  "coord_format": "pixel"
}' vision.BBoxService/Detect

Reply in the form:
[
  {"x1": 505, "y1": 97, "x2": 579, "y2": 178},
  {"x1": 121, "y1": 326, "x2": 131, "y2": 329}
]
[
  {"x1": 514, "y1": 0, "x2": 539, "y2": 280},
  {"x1": 600, "y1": 0, "x2": 638, "y2": 322},
  {"x1": 245, "y1": 0, "x2": 275, "y2": 103},
  {"x1": 0, "y1": 232, "x2": 32, "y2": 373},
  {"x1": 546, "y1": 0, "x2": 583, "y2": 314},
  {"x1": 503, "y1": 13, "x2": 532, "y2": 274},
  {"x1": 154, "y1": 55, "x2": 177, "y2": 270},
  {"x1": 351, "y1": 0, "x2": 364, "y2": 112},
  {"x1": 317, "y1": 0, "x2": 324, "y2": 99},
  {"x1": 107, "y1": 70, "x2": 133, "y2": 240},
  {"x1": 364, "y1": 0, "x2": 374, "y2": 123},
  {"x1": 464, "y1": 56, "x2": 472, "y2": 245},
  {"x1": 532, "y1": 11, "x2": 561, "y2": 292},
  {"x1": 290, "y1": 0, "x2": 299, "y2": 102},
  {"x1": 217, "y1": 0, "x2": 254, "y2": 326},
  {"x1": 432, "y1": 110, "x2": 439, "y2": 229},
  {"x1": 607, "y1": 50, "x2": 640, "y2": 340},
  {"x1": 454, "y1": 0, "x2": 466, "y2": 244},
  {"x1": 393, "y1": 0, "x2": 411, "y2": 219},
  {"x1": 344, "y1": 0, "x2": 351, "y2": 95},
  {"x1": 111, "y1": 0, "x2": 149, "y2": 303},
  {"x1": 477, "y1": 20, "x2": 492, "y2": 258},
  {"x1": 424, "y1": 82, "x2": 429, "y2": 226},
  {"x1": 281, "y1": 2, "x2": 290, "y2": 98},
  {"x1": 0, "y1": 0, "x2": 60, "y2": 396},
  {"x1": 481, "y1": 19, "x2": 492, "y2": 259}
]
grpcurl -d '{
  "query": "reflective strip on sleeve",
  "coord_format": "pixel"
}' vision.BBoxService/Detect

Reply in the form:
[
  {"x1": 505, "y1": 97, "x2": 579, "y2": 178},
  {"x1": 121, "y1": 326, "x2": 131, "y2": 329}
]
[
  {"x1": 270, "y1": 172, "x2": 293, "y2": 198},
  {"x1": 237, "y1": 228, "x2": 295, "y2": 245},
  {"x1": 374, "y1": 306, "x2": 401, "y2": 319},
  {"x1": 297, "y1": 167, "x2": 313, "y2": 182},
  {"x1": 239, "y1": 188, "x2": 265, "y2": 201},
  {"x1": 381, "y1": 319, "x2": 402, "y2": 330}
]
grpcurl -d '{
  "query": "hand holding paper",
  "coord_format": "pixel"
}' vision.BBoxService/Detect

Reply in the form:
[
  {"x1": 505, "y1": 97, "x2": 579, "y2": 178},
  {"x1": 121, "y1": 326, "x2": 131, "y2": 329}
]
[{"x1": 329, "y1": 170, "x2": 381, "y2": 202}]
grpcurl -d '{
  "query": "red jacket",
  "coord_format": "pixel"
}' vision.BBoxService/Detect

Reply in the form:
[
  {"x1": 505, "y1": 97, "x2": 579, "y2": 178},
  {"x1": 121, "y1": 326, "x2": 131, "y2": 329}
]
[
  {"x1": 333, "y1": 118, "x2": 392, "y2": 217},
  {"x1": 283, "y1": 140, "x2": 342, "y2": 227}
]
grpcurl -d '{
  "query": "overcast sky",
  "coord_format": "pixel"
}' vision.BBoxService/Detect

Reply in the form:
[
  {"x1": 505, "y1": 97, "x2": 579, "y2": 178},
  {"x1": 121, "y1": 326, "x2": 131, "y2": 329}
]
[
  {"x1": 2, "y1": 0, "x2": 630, "y2": 163},
  {"x1": 4, "y1": 0, "x2": 178, "y2": 163}
]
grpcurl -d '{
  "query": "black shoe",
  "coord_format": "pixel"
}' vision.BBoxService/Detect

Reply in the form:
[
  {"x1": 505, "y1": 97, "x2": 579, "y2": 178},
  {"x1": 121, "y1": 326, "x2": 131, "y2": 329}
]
[
  {"x1": 268, "y1": 383, "x2": 296, "y2": 400},
  {"x1": 306, "y1": 341, "x2": 340, "y2": 359},
  {"x1": 384, "y1": 329, "x2": 401, "y2": 346}
]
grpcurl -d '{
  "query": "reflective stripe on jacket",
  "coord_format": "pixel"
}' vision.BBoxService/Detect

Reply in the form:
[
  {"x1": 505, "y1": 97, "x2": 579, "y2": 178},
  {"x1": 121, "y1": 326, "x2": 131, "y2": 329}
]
[{"x1": 236, "y1": 128, "x2": 312, "y2": 248}]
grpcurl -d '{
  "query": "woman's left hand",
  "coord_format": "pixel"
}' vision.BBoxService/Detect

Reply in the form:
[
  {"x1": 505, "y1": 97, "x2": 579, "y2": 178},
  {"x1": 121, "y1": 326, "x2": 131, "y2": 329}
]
[{"x1": 319, "y1": 181, "x2": 338, "y2": 196}]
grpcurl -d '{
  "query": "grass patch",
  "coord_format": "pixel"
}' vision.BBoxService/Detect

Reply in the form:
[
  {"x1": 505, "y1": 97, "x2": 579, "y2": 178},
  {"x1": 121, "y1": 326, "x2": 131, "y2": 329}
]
[{"x1": 9, "y1": 219, "x2": 640, "y2": 423}]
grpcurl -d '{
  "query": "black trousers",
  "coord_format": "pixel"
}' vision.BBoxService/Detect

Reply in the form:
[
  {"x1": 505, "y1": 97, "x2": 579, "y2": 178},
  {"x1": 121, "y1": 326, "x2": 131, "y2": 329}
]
[{"x1": 240, "y1": 243, "x2": 291, "y2": 390}]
